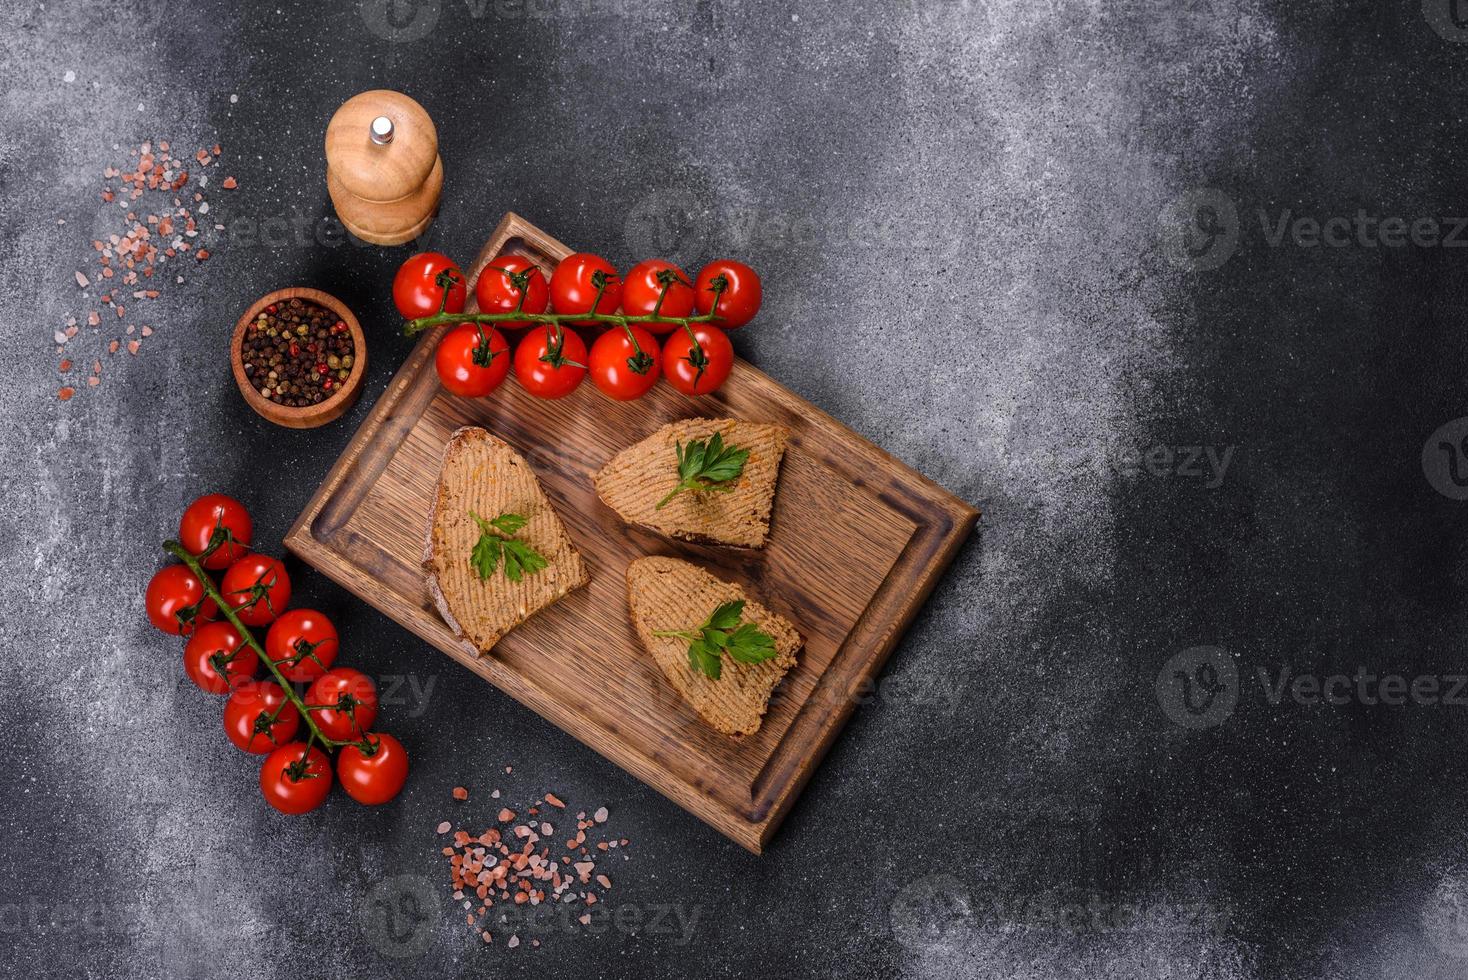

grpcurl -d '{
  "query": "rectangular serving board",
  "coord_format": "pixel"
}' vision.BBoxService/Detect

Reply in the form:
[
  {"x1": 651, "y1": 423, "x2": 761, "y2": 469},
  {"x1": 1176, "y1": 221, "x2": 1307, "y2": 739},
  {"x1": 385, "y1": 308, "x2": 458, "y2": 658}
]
[{"x1": 286, "y1": 213, "x2": 978, "y2": 853}]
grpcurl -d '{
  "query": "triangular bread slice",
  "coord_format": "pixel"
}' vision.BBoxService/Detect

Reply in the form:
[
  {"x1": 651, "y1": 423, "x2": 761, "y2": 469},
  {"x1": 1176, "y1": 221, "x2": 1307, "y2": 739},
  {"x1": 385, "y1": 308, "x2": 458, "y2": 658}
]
[
  {"x1": 423, "y1": 427, "x2": 588, "y2": 655},
  {"x1": 595, "y1": 419, "x2": 789, "y2": 548},
  {"x1": 626, "y1": 556, "x2": 801, "y2": 736}
]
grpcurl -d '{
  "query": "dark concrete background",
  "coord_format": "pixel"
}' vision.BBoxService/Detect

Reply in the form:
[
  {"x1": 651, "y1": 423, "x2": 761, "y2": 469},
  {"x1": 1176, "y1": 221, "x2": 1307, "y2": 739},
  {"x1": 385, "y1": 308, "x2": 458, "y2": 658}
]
[{"x1": 5, "y1": 0, "x2": 1468, "y2": 977}]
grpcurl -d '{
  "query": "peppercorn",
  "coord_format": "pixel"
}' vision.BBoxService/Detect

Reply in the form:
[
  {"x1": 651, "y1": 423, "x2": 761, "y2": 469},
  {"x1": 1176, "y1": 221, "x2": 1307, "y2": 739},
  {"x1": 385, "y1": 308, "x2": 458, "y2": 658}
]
[{"x1": 241, "y1": 298, "x2": 355, "y2": 407}]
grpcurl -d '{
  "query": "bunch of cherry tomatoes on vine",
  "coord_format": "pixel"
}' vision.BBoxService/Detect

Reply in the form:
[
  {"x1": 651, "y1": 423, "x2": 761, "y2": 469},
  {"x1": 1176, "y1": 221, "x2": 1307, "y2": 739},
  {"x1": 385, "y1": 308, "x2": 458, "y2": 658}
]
[
  {"x1": 144, "y1": 494, "x2": 408, "y2": 814},
  {"x1": 392, "y1": 251, "x2": 762, "y2": 401}
]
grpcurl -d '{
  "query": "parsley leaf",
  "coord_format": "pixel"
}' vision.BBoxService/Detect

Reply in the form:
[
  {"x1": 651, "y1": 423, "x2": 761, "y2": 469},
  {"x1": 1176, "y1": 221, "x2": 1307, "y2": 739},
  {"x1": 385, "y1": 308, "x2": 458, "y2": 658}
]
[
  {"x1": 655, "y1": 432, "x2": 751, "y2": 510},
  {"x1": 470, "y1": 531, "x2": 503, "y2": 580},
  {"x1": 653, "y1": 598, "x2": 779, "y2": 680},
  {"x1": 468, "y1": 511, "x2": 546, "y2": 583}
]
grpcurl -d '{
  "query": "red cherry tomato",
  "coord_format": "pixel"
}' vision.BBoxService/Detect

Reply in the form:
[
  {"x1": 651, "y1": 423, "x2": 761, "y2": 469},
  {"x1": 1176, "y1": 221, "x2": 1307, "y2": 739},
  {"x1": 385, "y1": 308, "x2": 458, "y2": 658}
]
[
  {"x1": 474, "y1": 254, "x2": 549, "y2": 330},
  {"x1": 589, "y1": 325, "x2": 661, "y2": 401},
  {"x1": 694, "y1": 260, "x2": 762, "y2": 330},
  {"x1": 260, "y1": 743, "x2": 333, "y2": 814},
  {"x1": 548, "y1": 253, "x2": 622, "y2": 324},
  {"x1": 663, "y1": 325, "x2": 735, "y2": 396},
  {"x1": 264, "y1": 608, "x2": 339, "y2": 684},
  {"x1": 337, "y1": 733, "x2": 409, "y2": 805},
  {"x1": 435, "y1": 322, "x2": 510, "y2": 398},
  {"x1": 178, "y1": 494, "x2": 252, "y2": 569},
  {"x1": 183, "y1": 621, "x2": 258, "y2": 695},
  {"x1": 223, "y1": 680, "x2": 300, "y2": 754},
  {"x1": 220, "y1": 554, "x2": 291, "y2": 627},
  {"x1": 393, "y1": 252, "x2": 466, "y2": 320},
  {"x1": 145, "y1": 564, "x2": 217, "y2": 636},
  {"x1": 305, "y1": 667, "x2": 379, "y2": 741},
  {"x1": 514, "y1": 325, "x2": 587, "y2": 399},
  {"x1": 622, "y1": 259, "x2": 694, "y2": 334}
]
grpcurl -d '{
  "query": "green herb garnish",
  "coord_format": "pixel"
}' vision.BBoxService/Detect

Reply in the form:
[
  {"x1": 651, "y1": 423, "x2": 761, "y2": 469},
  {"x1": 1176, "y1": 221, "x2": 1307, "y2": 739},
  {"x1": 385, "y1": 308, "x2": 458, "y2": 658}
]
[
  {"x1": 469, "y1": 511, "x2": 548, "y2": 583},
  {"x1": 654, "y1": 433, "x2": 750, "y2": 510},
  {"x1": 652, "y1": 599, "x2": 778, "y2": 681}
]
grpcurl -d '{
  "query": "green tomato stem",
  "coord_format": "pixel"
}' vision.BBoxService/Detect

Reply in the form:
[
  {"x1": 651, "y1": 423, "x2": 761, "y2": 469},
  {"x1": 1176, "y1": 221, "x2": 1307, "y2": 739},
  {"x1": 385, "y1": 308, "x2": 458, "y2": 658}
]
[{"x1": 163, "y1": 540, "x2": 358, "y2": 751}]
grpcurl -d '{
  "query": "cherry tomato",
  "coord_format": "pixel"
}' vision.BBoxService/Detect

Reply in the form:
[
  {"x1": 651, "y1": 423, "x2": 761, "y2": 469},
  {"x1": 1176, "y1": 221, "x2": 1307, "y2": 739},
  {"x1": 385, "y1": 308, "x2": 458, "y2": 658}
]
[
  {"x1": 178, "y1": 494, "x2": 252, "y2": 569},
  {"x1": 589, "y1": 326, "x2": 661, "y2": 401},
  {"x1": 514, "y1": 325, "x2": 587, "y2": 399},
  {"x1": 337, "y1": 733, "x2": 409, "y2": 805},
  {"x1": 260, "y1": 743, "x2": 333, "y2": 814},
  {"x1": 264, "y1": 608, "x2": 339, "y2": 684},
  {"x1": 548, "y1": 253, "x2": 622, "y2": 324},
  {"x1": 434, "y1": 323, "x2": 510, "y2": 398},
  {"x1": 663, "y1": 325, "x2": 735, "y2": 396},
  {"x1": 183, "y1": 621, "x2": 258, "y2": 695},
  {"x1": 305, "y1": 667, "x2": 379, "y2": 741},
  {"x1": 145, "y1": 564, "x2": 217, "y2": 636},
  {"x1": 474, "y1": 254, "x2": 549, "y2": 330},
  {"x1": 221, "y1": 554, "x2": 291, "y2": 627},
  {"x1": 622, "y1": 259, "x2": 694, "y2": 333},
  {"x1": 694, "y1": 260, "x2": 762, "y2": 330},
  {"x1": 393, "y1": 252, "x2": 466, "y2": 320},
  {"x1": 223, "y1": 680, "x2": 300, "y2": 754}
]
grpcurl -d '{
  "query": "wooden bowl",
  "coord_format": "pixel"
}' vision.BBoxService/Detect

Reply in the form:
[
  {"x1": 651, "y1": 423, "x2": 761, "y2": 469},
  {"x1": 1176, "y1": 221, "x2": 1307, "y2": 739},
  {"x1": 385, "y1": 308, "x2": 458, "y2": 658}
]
[{"x1": 231, "y1": 288, "x2": 367, "y2": 429}]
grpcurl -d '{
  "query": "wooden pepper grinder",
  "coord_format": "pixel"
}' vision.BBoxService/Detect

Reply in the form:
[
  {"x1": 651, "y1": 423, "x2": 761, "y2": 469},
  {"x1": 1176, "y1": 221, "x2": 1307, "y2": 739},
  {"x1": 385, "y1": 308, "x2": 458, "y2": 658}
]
[{"x1": 325, "y1": 90, "x2": 442, "y2": 246}]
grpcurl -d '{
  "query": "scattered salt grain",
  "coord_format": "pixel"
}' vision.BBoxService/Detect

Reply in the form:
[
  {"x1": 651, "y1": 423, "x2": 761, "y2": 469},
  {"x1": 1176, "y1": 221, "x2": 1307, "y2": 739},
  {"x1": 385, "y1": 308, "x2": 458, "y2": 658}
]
[
  {"x1": 452, "y1": 787, "x2": 468, "y2": 801},
  {"x1": 593, "y1": 807, "x2": 608, "y2": 823},
  {"x1": 436, "y1": 821, "x2": 452, "y2": 834},
  {"x1": 63, "y1": 70, "x2": 75, "y2": 83}
]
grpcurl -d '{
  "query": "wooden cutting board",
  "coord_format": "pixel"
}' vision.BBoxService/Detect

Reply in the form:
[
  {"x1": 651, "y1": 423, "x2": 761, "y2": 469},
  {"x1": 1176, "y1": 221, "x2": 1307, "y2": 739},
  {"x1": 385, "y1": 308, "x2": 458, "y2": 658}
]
[{"x1": 285, "y1": 212, "x2": 978, "y2": 853}]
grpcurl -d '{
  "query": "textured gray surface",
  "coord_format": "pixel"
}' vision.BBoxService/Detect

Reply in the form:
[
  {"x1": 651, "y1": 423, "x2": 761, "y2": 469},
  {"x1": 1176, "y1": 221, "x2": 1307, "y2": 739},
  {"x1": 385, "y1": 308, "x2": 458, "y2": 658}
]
[{"x1": 5, "y1": 0, "x2": 1468, "y2": 977}]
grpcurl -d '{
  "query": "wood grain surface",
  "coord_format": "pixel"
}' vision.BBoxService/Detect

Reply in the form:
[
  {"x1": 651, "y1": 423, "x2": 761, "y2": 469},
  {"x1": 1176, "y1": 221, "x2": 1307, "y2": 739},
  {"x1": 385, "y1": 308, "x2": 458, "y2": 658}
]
[{"x1": 285, "y1": 213, "x2": 978, "y2": 852}]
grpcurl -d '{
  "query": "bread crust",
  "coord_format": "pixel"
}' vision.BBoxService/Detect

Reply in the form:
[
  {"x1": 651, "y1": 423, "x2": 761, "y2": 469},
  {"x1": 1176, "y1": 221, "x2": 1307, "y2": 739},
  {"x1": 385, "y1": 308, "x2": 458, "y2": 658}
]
[
  {"x1": 626, "y1": 555, "x2": 801, "y2": 736},
  {"x1": 594, "y1": 419, "x2": 790, "y2": 549},
  {"x1": 423, "y1": 426, "x2": 587, "y2": 656}
]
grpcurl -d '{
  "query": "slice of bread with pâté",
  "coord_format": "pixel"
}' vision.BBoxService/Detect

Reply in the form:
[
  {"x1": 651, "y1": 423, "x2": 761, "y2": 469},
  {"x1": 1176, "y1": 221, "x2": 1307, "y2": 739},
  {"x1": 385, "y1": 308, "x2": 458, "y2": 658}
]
[
  {"x1": 626, "y1": 556, "x2": 801, "y2": 737},
  {"x1": 423, "y1": 426, "x2": 588, "y2": 655},
  {"x1": 594, "y1": 418, "x2": 789, "y2": 548}
]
